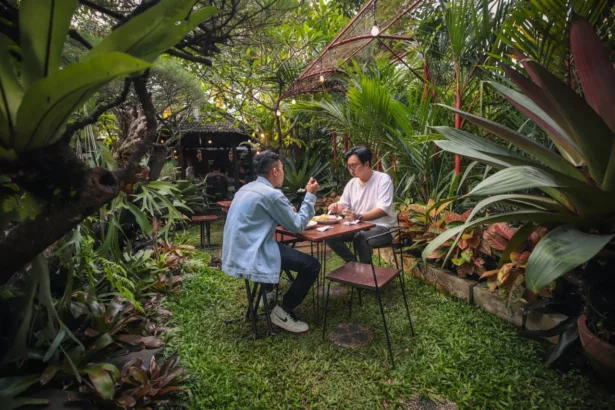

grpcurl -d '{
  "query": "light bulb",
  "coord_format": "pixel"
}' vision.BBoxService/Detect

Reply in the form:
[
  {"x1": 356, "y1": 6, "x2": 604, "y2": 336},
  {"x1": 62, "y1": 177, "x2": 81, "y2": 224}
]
[
  {"x1": 371, "y1": 24, "x2": 380, "y2": 36},
  {"x1": 291, "y1": 98, "x2": 296, "y2": 105},
  {"x1": 208, "y1": 139, "x2": 212, "y2": 144},
  {"x1": 276, "y1": 110, "x2": 281, "y2": 116},
  {"x1": 199, "y1": 137, "x2": 202, "y2": 145},
  {"x1": 319, "y1": 74, "x2": 325, "y2": 83},
  {"x1": 260, "y1": 133, "x2": 265, "y2": 138}
]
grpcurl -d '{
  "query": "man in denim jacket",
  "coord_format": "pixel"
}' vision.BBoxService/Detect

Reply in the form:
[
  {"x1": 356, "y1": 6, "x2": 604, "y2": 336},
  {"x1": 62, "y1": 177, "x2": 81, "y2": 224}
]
[{"x1": 222, "y1": 151, "x2": 320, "y2": 333}]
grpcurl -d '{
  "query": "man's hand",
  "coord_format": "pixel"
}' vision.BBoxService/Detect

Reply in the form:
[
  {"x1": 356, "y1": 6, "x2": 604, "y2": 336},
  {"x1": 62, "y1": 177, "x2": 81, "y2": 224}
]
[
  {"x1": 306, "y1": 177, "x2": 319, "y2": 194},
  {"x1": 328, "y1": 203, "x2": 345, "y2": 214},
  {"x1": 342, "y1": 209, "x2": 358, "y2": 221}
]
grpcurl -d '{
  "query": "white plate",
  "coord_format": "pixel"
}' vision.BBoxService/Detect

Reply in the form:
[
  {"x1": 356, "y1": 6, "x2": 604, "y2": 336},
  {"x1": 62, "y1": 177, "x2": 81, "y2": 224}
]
[
  {"x1": 312, "y1": 215, "x2": 343, "y2": 225},
  {"x1": 305, "y1": 220, "x2": 318, "y2": 229}
]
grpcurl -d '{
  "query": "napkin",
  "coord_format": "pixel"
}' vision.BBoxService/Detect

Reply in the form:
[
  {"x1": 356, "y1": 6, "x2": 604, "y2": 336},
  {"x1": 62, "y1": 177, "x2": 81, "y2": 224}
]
[
  {"x1": 343, "y1": 220, "x2": 360, "y2": 226},
  {"x1": 317, "y1": 226, "x2": 332, "y2": 232}
]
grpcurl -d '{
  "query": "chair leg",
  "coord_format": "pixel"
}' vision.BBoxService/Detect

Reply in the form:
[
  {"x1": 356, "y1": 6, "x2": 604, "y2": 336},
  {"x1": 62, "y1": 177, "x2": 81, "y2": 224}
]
[
  {"x1": 398, "y1": 274, "x2": 415, "y2": 337},
  {"x1": 378, "y1": 248, "x2": 381, "y2": 264},
  {"x1": 260, "y1": 284, "x2": 275, "y2": 335},
  {"x1": 348, "y1": 287, "x2": 354, "y2": 318},
  {"x1": 206, "y1": 221, "x2": 212, "y2": 248},
  {"x1": 322, "y1": 281, "x2": 332, "y2": 341},
  {"x1": 375, "y1": 288, "x2": 395, "y2": 369},
  {"x1": 245, "y1": 280, "x2": 258, "y2": 338}
]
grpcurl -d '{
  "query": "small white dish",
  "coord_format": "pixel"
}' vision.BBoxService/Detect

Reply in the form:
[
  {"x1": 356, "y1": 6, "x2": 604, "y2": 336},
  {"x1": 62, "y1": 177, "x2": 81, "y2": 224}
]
[{"x1": 305, "y1": 220, "x2": 318, "y2": 230}]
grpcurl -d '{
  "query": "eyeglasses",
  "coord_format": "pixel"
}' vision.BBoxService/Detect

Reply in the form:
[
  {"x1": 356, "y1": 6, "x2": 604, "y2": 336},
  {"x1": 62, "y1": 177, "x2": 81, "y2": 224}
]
[{"x1": 347, "y1": 162, "x2": 362, "y2": 171}]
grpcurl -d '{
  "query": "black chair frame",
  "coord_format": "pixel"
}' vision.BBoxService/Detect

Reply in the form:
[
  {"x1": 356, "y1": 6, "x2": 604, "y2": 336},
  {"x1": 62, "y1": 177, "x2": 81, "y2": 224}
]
[{"x1": 322, "y1": 227, "x2": 415, "y2": 368}]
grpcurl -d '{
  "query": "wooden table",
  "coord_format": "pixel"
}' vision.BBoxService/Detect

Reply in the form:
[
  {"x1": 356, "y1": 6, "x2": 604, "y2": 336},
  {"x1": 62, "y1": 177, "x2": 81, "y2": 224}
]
[
  {"x1": 192, "y1": 215, "x2": 219, "y2": 248},
  {"x1": 276, "y1": 221, "x2": 376, "y2": 323},
  {"x1": 216, "y1": 200, "x2": 232, "y2": 212}
]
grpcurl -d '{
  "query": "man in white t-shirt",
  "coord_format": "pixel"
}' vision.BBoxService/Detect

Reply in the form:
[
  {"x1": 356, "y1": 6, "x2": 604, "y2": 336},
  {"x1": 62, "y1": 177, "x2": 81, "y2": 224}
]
[{"x1": 327, "y1": 146, "x2": 396, "y2": 263}]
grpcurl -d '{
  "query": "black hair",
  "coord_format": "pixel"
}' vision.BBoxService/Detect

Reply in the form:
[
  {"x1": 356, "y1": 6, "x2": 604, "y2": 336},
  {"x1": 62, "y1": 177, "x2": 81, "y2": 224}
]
[
  {"x1": 254, "y1": 150, "x2": 281, "y2": 176},
  {"x1": 344, "y1": 145, "x2": 372, "y2": 166}
]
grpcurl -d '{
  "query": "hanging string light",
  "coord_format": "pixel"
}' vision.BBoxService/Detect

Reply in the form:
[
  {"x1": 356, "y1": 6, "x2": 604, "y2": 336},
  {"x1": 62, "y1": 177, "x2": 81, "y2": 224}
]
[
  {"x1": 319, "y1": 59, "x2": 325, "y2": 83},
  {"x1": 371, "y1": 0, "x2": 380, "y2": 37},
  {"x1": 291, "y1": 98, "x2": 296, "y2": 105},
  {"x1": 276, "y1": 109, "x2": 282, "y2": 116}
]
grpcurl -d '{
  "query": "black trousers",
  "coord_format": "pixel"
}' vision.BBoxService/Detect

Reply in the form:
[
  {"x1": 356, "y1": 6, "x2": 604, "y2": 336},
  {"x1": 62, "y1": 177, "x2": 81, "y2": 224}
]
[{"x1": 275, "y1": 243, "x2": 320, "y2": 312}]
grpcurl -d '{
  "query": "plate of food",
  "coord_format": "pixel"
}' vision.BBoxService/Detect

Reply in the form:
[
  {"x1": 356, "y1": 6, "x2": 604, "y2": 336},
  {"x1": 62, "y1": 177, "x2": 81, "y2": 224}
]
[
  {"x1": 312, "y1": 214, "x2": 343, "y2": 225},
  {"x1": 305, "y1": 220, "x2": 318, "y2": 230}
]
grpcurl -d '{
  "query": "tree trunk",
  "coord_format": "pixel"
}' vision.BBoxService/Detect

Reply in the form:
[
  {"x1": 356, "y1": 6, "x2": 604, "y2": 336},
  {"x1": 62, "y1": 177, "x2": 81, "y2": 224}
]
[{"x1": 148, "y1": 144, "x2": 169, "y2": 181}]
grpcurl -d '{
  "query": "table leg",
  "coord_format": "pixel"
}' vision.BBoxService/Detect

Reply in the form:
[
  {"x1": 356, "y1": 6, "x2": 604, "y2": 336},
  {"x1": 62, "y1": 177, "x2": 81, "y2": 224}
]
[
  {"x1": 206, "y1": 221, "x2": 212, "y2": 248},
  {"x1": 200, "y1": 222, "x2": 205, "y2": 248}
]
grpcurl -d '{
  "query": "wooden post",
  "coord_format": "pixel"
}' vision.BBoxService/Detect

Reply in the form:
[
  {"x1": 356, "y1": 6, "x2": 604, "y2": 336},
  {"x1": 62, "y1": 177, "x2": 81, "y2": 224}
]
[{"x1": 343, "y1": 134, "x2": 349, "y2": 152}]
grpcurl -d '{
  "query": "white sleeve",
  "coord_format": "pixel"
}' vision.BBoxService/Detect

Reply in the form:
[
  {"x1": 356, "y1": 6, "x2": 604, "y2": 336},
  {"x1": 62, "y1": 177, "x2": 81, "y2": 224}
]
[
  {"x1": 338, "y1": 180, "x2": 352, "y2": 209},
  {"x1": 376, "y1": 175, "x2": 395, "y2": 217}
]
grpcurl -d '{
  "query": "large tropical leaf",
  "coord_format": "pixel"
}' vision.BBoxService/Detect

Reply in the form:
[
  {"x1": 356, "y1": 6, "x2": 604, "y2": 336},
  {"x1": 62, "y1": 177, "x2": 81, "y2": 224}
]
[
  {"x1": 569, "y1": 16, "x2": 615, "y2": 135},
  {"x1": 469, "y1": 166, "x2": 570, "y2": 196},
  {"x1": 569, "y1": 16, "x2": 615, "y2": 192},
  {"x1": 518, "y1": 57, "x2": 613, "y2": 183},
  {"x1": 15, "y1": 53, "x2": 150, "y2": 151},
  {"x1": 489, "y1": 80, "x2": 584, "y2": 166},
  {"x1": 525, "y1": 225, "x2": 615, "y2": 291},
  {"x1": 0, "y1": 34, "x2": 23, "y2": 146},
  {"x1": 440, "y1": 105, "x2": 583, "y2": 180},
  {"x1": 86, "y1": 0, "x2": 217, "y2": 63},
  {"x1": 19, "y1": 0, "x2": 78, "y2": 88},
  {"x1": 466, "y1": 194, "x2": 570, "y2": 222},
  {"x1": 432, "y1": 126, "x2": 535, "y2": 168}
]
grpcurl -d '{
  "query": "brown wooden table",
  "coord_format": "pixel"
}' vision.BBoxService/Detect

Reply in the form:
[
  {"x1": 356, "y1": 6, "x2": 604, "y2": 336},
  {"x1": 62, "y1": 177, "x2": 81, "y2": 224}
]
[
  {"x1": 276, "y1": 221, "x2": 376, "y2": 323},
  {"x1": 216, "y1": 200, "x2": 232, "y2": 212}
]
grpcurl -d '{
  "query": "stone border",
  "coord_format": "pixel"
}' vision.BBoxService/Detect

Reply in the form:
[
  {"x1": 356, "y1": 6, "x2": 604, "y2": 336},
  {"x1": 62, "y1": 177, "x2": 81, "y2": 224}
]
[{"x1": 373, "y1": 249, "x2": 565, "y2": 344}]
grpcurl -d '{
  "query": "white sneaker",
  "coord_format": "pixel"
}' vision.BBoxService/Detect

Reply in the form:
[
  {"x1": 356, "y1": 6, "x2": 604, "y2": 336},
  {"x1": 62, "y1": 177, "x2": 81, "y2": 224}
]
[{"x1": 270, "y1": 306, "x2": 309, "y2": 333}]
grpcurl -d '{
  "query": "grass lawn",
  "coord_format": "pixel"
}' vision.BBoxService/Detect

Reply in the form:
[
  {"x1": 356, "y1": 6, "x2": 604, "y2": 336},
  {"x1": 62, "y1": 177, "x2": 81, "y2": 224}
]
[{"x1": 168, "y1": 223, "x2": 614, "y2": 409}]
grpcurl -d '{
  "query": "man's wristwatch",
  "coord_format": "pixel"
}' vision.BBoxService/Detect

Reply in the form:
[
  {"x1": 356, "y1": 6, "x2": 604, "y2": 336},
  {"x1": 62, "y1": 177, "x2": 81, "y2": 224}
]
[{"x1": 357, "y1": 213, "x2": 364, "y2": 222}]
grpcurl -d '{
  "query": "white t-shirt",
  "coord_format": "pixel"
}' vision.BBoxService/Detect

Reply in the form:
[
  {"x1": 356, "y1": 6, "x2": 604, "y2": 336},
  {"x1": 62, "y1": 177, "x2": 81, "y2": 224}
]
[{"x1": 338, "y1": 171, "x2": 396, "y2": 228}]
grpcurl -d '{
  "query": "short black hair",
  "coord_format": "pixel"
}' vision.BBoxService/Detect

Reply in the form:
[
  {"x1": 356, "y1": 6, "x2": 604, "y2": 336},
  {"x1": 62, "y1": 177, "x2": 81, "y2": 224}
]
[
  {"x1": 344, "y1": 145, "x2": 372, "y2": 166},
  {"x1": 254, "y1": 150, "x2": 281, "y2": 176}
]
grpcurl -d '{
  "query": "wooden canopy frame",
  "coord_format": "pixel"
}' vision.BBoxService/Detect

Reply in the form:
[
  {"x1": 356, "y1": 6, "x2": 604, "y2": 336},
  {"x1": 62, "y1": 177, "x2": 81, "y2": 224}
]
[{"x1": 282, "y1": 0, "x2": 425, "y2": 99}]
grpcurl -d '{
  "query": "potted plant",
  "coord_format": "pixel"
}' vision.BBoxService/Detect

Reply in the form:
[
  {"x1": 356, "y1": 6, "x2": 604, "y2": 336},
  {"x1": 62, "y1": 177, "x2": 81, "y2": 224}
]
[{"x1": 422, "y1": 16, "x2": 615, "y2": 382}]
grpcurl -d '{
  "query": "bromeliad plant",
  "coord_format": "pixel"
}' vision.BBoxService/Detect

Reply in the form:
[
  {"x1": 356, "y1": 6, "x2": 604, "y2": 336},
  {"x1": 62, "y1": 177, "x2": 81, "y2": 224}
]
[{"x1": 424, "y1": 17, "x2": 615, "y2": 353}]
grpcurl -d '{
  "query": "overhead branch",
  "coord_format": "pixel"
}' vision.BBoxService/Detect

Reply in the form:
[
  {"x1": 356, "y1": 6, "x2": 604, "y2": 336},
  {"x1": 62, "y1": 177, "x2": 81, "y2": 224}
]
[
  {"x1": 79, "y1": 0, "x2": 126, "y2": 21},
  {"x1": 166, "y1": 49, "x2": 212, "y2": 66},
  {"x1": 62, "y1": 78, "x2": 132, "y2": 143}
]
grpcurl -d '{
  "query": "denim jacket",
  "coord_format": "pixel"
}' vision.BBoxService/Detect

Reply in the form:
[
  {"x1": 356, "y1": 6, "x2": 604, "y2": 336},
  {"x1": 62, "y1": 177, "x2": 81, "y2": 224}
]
[{"x1": 221, "y1": 177, "x2": 316, "y2": 283}]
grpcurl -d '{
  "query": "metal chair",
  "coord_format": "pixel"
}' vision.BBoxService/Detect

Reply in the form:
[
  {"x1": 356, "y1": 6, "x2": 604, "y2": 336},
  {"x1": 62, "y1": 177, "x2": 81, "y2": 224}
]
[
  {"x1": 322, "y1": 227, "x2": 414, "y2": 368},
  {"x1": 224, "y1": 278, "x2": 276, "y2": 339}
]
